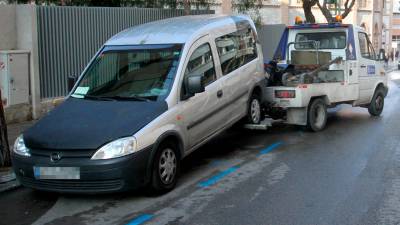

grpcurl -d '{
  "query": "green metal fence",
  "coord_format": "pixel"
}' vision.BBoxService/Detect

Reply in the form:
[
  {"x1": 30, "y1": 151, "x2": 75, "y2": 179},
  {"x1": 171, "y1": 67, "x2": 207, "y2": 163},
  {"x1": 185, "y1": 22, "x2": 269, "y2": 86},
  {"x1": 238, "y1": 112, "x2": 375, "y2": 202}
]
[{"x1": 36, "y1": 6, "x2": 214, "y2": 99}]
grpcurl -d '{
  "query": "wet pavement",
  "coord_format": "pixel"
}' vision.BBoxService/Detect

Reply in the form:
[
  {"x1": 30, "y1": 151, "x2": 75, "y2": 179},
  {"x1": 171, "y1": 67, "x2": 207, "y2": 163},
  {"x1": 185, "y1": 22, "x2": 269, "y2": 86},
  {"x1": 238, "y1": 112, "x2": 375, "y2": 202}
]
[{"x1": 2, "y1": 71, "x2": 400, "y2": 225}]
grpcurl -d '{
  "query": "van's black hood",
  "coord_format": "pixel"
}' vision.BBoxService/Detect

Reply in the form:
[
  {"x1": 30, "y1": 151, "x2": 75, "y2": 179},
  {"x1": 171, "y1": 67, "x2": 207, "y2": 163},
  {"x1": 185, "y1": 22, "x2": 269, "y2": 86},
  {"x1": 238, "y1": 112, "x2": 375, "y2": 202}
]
[{"x1": 23, "y1": 97, "x2": 168, "y2": 150}]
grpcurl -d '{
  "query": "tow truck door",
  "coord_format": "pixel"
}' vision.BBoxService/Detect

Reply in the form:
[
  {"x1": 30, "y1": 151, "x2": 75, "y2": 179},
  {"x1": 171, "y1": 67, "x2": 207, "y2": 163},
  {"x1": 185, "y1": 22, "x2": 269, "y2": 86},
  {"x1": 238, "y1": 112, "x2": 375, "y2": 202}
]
[{"x1": 357, "y1": 31, "x2": 378, "y2": 103}]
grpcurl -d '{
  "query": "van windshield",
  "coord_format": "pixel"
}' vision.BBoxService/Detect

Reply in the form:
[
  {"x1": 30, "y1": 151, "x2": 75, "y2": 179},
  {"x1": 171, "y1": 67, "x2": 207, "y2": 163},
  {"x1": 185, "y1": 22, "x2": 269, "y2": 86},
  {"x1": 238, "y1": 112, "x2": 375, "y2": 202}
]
[{"x1": 72, "y1": 44, "x2": 182, "y2": 101}]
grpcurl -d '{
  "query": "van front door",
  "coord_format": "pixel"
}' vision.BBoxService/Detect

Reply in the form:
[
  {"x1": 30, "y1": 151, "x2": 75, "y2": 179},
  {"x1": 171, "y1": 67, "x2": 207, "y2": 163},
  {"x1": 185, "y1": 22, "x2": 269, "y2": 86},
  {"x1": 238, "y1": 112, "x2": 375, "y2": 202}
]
[
  {"x1": 357, "y1": 32, "x2": 378, "y2": 103},
  {"x1": 179, "y1": 37, "x2": 225, "y2": 149}
]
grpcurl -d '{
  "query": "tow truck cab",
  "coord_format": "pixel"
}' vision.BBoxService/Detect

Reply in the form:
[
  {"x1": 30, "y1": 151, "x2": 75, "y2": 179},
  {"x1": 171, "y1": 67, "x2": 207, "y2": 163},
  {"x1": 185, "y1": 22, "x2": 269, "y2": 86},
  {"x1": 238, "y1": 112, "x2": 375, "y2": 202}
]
[{"x1": 264, "y1": 23, "x2": 388, "y2": 131}]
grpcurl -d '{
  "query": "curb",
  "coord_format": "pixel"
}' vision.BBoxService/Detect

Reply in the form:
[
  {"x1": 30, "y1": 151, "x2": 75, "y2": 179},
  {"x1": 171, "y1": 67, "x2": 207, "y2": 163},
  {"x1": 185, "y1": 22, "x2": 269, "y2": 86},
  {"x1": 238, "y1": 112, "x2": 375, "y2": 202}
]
[
  {"x1": 0, "y1": 180, "x2": 20, "y2": 193},
  {"x1": 0, "y1": 169, "x2": 21, "y2": 193}
]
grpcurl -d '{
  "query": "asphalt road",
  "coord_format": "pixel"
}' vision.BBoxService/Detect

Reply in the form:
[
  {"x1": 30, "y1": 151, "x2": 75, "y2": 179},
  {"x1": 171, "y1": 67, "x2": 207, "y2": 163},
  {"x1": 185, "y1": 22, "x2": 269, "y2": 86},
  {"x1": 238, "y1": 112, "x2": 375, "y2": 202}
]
[{"x1": 2, "y1": 71, "x2": 400, "y2": 225}]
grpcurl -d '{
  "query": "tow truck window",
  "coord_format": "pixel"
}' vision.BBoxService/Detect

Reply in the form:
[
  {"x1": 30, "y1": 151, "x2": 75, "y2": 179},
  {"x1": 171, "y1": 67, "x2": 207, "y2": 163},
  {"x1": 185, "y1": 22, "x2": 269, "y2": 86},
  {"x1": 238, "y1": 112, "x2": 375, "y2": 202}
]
[
  {"x1": 295, "y1": 32, "x2": 346, "y2": 49},
  {"x1": 358, "y1": 32, "x2": 376, "y2": 60}
]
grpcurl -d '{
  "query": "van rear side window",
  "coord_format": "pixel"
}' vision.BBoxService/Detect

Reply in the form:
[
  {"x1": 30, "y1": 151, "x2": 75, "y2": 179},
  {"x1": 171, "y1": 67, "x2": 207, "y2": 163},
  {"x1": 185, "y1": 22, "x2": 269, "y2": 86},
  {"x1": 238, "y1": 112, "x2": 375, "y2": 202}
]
[
  {"x1": 215, "y1": 27, "x2": 258, "y2": 75},
  {"x1": 295, "y1": 32, "x2": 346, "y2": 49}
]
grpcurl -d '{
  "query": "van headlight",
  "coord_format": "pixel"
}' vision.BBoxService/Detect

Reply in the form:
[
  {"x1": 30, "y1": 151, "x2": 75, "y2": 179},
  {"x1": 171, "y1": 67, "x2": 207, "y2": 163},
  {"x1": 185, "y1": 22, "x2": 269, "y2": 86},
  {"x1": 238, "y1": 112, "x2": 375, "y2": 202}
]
[
  {"x1": 91, "y1": 137, "x2": 137, "y2": 160},
  {"x1": 13, "y1": 135, "x2": 31, "y2": 157}
]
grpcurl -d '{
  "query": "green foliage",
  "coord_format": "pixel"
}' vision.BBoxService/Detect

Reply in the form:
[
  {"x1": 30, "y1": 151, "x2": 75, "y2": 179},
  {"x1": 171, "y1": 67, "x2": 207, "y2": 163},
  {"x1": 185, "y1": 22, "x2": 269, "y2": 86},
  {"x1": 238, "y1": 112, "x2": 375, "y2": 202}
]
[
  {"x1": 6, "y1": 0, "x2": 214, "y2": 9},
  {"x1": 232, "y1": 0, "x2": 262, "y2": 26}
]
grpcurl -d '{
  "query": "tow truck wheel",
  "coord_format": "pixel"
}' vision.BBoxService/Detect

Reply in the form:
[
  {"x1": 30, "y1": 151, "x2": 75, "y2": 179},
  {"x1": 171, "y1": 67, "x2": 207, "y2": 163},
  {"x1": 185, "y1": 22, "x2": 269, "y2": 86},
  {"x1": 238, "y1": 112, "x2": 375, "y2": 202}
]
[
  {"x1": 247, "y1": 93, "x2": 263, "y2": 124},
  {"x1": 368, "y1": 88, "x2": 385, "y2": 117},
  {"x1": 307, "y1": 98, "x2": 327, "y2": 132}
]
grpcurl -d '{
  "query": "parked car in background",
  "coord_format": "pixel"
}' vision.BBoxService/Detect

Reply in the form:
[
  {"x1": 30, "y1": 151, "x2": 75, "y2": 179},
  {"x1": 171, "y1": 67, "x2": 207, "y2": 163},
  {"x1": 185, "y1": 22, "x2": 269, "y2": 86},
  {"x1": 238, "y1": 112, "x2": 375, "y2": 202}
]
[{"x1": 11, "y1": 15, "x2": 266, "y2": 194}]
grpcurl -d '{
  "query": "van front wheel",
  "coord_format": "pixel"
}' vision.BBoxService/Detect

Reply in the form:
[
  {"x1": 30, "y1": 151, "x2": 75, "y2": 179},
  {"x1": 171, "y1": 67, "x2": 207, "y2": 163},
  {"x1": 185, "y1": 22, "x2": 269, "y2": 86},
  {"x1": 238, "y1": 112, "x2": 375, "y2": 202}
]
[
  {"x1": 307, "y1": 98, "x2": 327, "y2": 132},
  {"x1": 150, "y1": 141, "x2": 179, "y2": 194}
]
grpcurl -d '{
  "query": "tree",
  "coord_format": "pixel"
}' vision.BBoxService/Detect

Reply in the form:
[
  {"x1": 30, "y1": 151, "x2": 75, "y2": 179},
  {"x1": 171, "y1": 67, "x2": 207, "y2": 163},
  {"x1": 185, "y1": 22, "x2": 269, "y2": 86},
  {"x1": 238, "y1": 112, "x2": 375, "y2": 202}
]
[
  {"x1": 302, "y1": 0, "x2": 318, "y2": 23},
  {"x1": 232, "y1": 0, "x2": 262, "y2": 26},
  {"x1": 302, "y1": 0, "x2": 356, "y2": 23},
  {"x1": 7, "y1": 0, "x2": 215, "y2": 10},
  {"x1": 0, "y1": 90, "x2": 10, "y2": 167}
]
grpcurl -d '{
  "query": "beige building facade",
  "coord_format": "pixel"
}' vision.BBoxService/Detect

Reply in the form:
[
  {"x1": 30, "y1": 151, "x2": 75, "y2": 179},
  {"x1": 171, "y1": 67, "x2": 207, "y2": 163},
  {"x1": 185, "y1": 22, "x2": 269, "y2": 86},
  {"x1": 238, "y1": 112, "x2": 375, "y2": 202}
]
[
  {"x1": 392, "y1": 0, "x2": 400, "y2": 53},
  {"x1": 214, "y1": 0, "x2": 393, "y2": 53}
]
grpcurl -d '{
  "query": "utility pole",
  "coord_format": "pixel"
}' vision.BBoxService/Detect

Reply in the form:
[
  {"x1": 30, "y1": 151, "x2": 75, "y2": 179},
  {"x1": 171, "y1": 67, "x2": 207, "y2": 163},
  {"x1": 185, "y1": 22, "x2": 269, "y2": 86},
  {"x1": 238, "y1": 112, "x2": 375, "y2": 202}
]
[{"x1": 0, "y1": 90, "x2": 10, "y2": 167}]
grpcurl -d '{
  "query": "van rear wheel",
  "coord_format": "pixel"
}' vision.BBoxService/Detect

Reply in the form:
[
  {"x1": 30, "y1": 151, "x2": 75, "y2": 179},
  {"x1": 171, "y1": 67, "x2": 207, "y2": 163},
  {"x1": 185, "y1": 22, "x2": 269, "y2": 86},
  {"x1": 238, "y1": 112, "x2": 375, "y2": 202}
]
[
  {"x1": 368, "y1": 89, "x2": 385, "y2": 117},
  {"x1": 247, "y1": 93, "x2": 263, "y2": 124},
  {"x1": 307, "y1": 98, "x2": 327, "y2": 132},
  {"x1": 150, "y1": 141, "x2": 179, "y2": 194}
]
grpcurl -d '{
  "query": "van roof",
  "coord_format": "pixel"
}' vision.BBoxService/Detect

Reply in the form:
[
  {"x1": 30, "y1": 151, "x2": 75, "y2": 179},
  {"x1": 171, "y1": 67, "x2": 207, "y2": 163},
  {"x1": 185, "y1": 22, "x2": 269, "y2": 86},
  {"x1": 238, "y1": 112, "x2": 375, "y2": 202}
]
[{"x1": 105, "y1": 14, "x2": 252, "y2": 46}]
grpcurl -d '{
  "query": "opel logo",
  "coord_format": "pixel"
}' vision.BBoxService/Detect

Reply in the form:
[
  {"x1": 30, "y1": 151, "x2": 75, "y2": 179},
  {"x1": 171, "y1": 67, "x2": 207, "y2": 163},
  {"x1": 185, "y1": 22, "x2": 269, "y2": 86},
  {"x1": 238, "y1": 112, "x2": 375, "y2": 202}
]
[{"x1": 50, "y1": 153, "x2": 61, "y2": 162}]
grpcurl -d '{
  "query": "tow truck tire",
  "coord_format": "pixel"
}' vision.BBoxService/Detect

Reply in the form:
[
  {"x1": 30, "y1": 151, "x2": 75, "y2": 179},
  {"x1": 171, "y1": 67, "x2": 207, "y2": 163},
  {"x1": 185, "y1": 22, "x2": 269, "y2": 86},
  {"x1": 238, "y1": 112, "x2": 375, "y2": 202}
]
[
  {"x1": 307, "y1": 98, "x2": 327, "y2": 132},
  {"x1": 150, "y1": 141, "x2": 180, "y2": 194},
  {"x1": 368, "y1": 88, "x2": 385, "y2": 117},
  {"x1": 247, "y1": 93, "x2": 263, "y2": 124}
]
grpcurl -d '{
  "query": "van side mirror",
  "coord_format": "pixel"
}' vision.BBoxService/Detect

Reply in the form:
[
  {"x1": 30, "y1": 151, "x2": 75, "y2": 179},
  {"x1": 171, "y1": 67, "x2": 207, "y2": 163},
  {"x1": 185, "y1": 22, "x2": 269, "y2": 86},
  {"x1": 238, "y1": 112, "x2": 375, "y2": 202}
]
[
  {"x1": 185, "y1": 75, "x2": 205, "y2": 98},
  {"x1": 68, "y1": 75, "x2": 77, "y2": 92}
]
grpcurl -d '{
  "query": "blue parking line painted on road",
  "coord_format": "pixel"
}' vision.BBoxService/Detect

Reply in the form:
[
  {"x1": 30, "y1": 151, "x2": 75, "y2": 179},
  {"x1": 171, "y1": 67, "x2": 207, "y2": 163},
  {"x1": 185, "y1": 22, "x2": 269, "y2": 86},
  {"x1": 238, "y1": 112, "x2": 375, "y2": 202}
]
[
  {"x1": 259, "y1": 142, "x2": 283, "y2": 155},
  {"x1": 198, "y1": 166, "x2": 240, "y2": 188},
  {"x1": 126, "y1": 214, "x2": 153, "y2": 225}
]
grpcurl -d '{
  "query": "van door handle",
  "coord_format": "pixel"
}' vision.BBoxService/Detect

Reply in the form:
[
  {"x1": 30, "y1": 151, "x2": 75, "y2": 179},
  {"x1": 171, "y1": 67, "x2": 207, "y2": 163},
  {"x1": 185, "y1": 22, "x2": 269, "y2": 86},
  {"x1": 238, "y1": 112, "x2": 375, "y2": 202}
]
[
  {"x1": 217, "y1": 90, "x2": 223, "y2": 98},
  {"x1": 360, "y1": 65, "x2": 366, "y2": 68}
]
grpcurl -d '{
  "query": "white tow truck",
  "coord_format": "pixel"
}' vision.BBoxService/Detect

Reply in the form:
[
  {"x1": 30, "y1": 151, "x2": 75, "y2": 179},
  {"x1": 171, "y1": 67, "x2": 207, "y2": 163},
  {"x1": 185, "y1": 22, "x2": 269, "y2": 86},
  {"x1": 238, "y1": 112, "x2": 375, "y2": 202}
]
[{"x1": 258, "y1": 22, "x2": 388, "y2": 132}]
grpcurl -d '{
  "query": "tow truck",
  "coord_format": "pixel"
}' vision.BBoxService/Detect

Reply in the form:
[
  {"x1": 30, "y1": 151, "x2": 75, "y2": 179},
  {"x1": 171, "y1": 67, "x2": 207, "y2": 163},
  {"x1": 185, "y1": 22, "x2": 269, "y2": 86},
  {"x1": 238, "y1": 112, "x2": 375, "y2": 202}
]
[{"x1": 252, "y1": 18, "x2": 388, "y2": 132}]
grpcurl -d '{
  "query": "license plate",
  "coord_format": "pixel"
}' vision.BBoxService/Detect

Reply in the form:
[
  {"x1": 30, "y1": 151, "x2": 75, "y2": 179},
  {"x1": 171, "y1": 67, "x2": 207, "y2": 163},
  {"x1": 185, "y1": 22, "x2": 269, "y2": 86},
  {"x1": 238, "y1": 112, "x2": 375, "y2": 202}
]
[{"x1": 33, "y1": 167, "x2": 80, "y2": 180}]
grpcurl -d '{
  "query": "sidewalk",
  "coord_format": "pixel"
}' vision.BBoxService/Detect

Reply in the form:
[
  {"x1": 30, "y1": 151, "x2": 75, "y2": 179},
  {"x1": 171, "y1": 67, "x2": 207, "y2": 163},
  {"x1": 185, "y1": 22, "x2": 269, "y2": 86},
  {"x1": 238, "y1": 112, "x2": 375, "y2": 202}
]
[{"x1": 0, "y1": 120, "x2": 36, "y2": 193}]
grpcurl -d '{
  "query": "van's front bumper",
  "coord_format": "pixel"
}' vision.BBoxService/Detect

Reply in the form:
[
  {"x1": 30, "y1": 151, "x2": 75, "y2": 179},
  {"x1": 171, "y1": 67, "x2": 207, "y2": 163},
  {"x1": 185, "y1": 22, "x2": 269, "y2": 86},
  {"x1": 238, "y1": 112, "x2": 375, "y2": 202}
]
[{"x1": 11, "y1": 146, "x2": 152, "y2": 194}]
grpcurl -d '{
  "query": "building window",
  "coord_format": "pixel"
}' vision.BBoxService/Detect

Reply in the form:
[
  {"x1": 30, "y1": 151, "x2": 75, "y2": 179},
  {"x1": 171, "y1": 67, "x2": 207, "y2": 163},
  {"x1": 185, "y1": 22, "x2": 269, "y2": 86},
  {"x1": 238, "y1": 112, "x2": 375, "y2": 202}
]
[
  {"x1": 358, "y1": 0, "x2": 370, "y2": 8},
  {"x1": 393, "y1": 35, "x2": 400, "y2": 43}
]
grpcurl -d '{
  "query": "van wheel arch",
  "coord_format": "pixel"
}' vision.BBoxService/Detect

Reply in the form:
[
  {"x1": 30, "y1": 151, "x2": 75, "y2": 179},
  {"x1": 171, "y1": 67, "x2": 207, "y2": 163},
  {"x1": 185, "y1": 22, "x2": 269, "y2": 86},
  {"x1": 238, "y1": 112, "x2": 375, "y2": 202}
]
[
  {"x1": 251, "y1": 86, "x2": 262, "y2": 99},
  {"x1": 145, "y1": 132, "x2": 184, "y2": 185}
]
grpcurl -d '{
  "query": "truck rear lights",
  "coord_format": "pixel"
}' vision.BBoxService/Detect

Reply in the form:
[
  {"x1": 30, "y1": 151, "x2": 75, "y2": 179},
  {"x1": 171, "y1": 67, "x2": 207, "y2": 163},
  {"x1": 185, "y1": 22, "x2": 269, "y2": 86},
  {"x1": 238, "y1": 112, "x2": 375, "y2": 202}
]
[{"x1": 275, "y1": 90, "x2": 296, "y2": 98}]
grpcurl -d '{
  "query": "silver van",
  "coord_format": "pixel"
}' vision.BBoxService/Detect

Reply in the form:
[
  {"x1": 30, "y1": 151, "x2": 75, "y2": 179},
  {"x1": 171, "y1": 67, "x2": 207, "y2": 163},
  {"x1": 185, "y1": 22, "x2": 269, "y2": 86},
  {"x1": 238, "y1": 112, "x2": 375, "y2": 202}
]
[{"x1": 12, "y1": 15, "x2": 266, "y2": 193}]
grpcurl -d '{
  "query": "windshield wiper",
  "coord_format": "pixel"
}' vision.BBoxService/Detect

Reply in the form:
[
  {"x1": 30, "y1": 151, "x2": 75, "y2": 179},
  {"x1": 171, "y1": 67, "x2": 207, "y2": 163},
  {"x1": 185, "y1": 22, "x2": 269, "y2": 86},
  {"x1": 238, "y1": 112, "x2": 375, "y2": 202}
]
[
  {"x1": 108, "y1": 95, "x2": 151, "y2": 102},
  {"x1": 84, "y1": 95, "x2": 115, "y2": 101}
]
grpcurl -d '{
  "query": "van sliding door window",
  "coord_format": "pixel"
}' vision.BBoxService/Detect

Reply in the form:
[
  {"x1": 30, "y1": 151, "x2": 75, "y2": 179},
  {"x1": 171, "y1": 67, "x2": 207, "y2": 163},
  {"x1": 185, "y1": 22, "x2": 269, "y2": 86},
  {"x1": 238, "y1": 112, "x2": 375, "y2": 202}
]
[{"x1": 215, "y1": 27, "x2": 258, "y2": 75}]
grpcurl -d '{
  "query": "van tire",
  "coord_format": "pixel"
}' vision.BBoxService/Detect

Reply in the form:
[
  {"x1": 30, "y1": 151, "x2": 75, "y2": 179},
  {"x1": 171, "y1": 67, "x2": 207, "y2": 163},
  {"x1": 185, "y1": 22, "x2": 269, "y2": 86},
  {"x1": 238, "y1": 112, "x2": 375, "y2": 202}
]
[
  {"x1": 247, "y1": 93, "x2": 263, "y2": 124},
  {"x1": 150, "y1": 141, "x2": 179, "y2": 194},
  {"x1": 368, "y1": 88, "x2": 385, "y2": 117},
  {"x1": 307, "y1": 98, "x2": 327, "y2": 132}
]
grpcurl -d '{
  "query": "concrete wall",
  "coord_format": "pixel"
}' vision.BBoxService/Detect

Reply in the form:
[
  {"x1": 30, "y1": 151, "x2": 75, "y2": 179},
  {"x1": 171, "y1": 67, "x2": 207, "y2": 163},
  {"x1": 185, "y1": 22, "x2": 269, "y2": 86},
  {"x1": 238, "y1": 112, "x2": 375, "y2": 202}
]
[
  {"x1": 0, "y1": 5, "x2": 17, "y2": 50},
  {"x1": 15, "y1": 5, "x2": 41, "y2": 120},
  {"x1": 0, "y1": 4, "x2": 41, "y2": 123}
]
